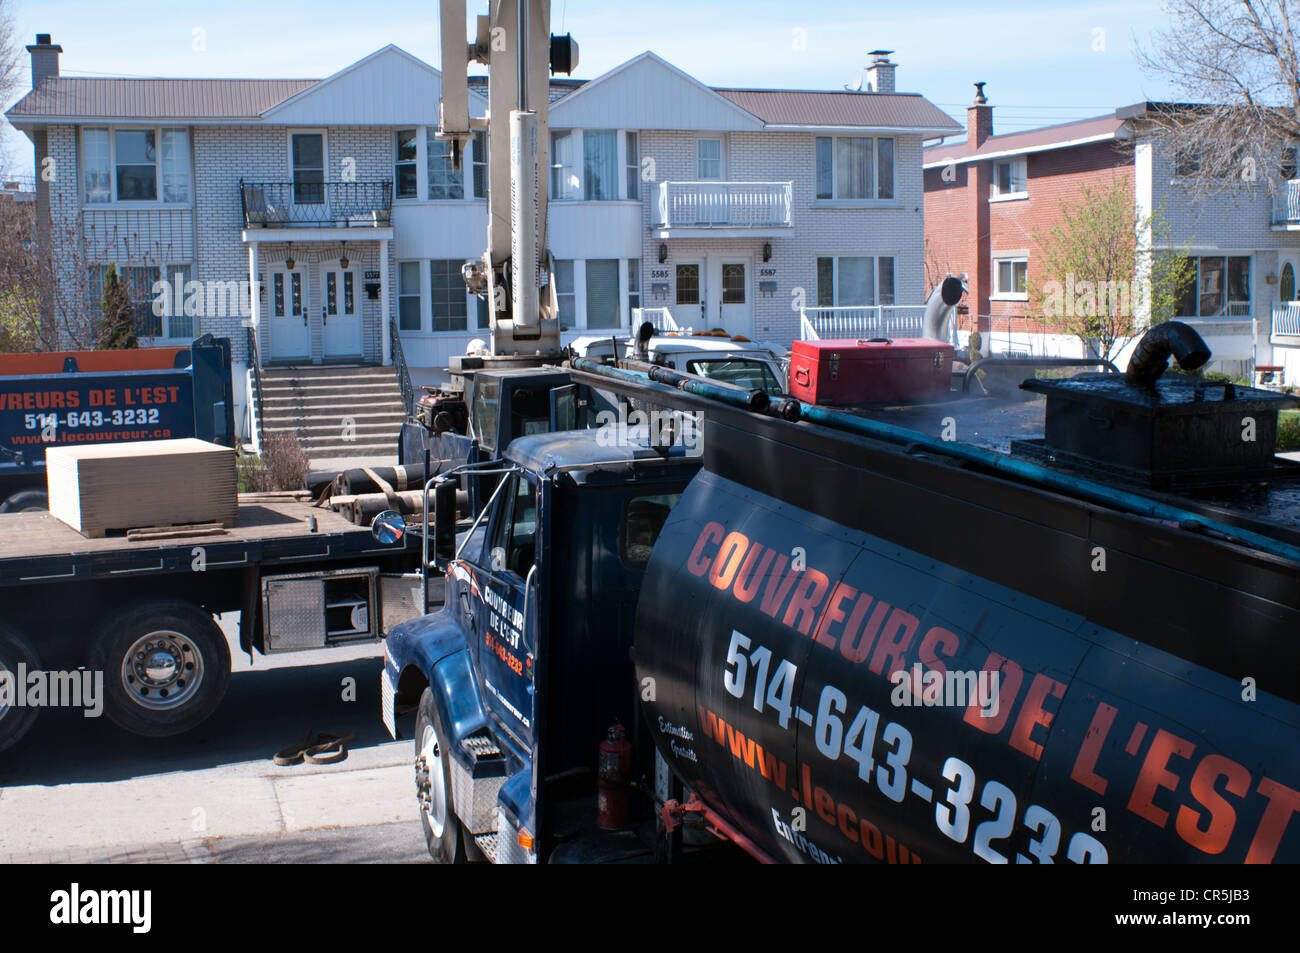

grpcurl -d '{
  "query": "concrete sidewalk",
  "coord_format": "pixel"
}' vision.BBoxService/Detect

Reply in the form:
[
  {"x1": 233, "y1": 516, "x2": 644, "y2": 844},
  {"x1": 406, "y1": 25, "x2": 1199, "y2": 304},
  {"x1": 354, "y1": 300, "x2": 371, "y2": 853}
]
[{"x1": 0, "y1": 740, "x2": 420, "y2": 862}]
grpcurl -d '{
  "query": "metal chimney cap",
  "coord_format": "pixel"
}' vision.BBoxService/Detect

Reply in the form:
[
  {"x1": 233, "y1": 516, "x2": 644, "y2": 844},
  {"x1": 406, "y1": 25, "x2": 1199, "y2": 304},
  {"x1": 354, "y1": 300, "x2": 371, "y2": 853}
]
[
  {"x1": 868, "y1": 49, "x2": 894, "y2": 61},
  {"x1": 35, "y1": 33, "x2": 51, "y2": 45},
  {"x1": 973, "y1": 81, "x2": 988, "y2": 104}
]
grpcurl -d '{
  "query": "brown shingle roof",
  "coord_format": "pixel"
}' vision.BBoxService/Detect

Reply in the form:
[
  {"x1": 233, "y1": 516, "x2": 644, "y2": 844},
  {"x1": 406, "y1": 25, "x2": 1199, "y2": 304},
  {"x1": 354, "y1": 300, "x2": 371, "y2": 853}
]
[
  {"x1": 923, "y1": 114, "x2": 1124, "y2": 165},
  {"x1": 7, "y1": 77, "x2": 319, "y2": 121},
  {"x1": 713, "y1": 88, "x2": 960, "y2": 131}
]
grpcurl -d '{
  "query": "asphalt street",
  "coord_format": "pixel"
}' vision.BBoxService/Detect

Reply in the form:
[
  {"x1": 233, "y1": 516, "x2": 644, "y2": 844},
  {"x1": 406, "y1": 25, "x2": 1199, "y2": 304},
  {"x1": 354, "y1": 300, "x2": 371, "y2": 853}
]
[{"x1": 0, "y1": 614, "x2": 430, "y2": 863}]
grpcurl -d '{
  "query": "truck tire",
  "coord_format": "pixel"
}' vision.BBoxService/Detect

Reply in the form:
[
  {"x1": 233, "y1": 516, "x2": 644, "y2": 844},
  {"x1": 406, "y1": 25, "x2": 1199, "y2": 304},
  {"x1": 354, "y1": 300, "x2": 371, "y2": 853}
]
[
  {"x1": 90, "y1": 601, "x2": 231, "y2": 737},
  {"x1": 0, "y1": 489, "x2": 48, "y2": 513},
  {"x1": 0, "y1": 623, "x2": 40, "y2": 754},
  {"x1": 414, "y1": 687, "x2": 469, "y2": 863}
]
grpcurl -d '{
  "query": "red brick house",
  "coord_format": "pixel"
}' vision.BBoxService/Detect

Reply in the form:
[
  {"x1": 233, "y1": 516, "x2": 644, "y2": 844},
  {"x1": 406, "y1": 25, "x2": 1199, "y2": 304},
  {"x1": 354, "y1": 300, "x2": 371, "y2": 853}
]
[{"x1": 923, "y1": 85, "x2": 1133, "y2": 357}]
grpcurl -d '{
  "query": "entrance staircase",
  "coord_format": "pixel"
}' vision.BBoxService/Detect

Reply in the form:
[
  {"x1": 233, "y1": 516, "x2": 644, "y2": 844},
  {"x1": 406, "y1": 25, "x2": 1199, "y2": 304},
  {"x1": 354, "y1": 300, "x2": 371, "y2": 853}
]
[{"x1": 255, "y1": 364, "x2": 406, "y2": 463}]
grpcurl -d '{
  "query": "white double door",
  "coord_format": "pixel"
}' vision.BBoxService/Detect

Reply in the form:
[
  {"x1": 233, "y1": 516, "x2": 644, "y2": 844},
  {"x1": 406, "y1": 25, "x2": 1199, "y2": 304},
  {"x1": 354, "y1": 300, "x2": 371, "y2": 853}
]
[
  {"x1": 673, "y1": 254, "x2": 753, "y2": 338},
  {"x1": 267, "y1": 265, "x2": 361, "y2": 362}
]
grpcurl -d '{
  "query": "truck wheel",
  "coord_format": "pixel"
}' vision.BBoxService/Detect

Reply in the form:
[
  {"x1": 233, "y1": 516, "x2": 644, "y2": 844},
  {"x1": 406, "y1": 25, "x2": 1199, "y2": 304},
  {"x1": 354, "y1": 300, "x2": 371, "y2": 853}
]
[
  {"x1": 0, "y1": 489, "x2": 48, "y2": 513},
  {"x1": 90, "y1": 601, "x2": 231, "y2": 737},
  {"x1": 0, "y1": 623, "x2": 40, "y2": 754},
  {"x1": 414, "y1": 688, "x2": 469, "y2": 863}
]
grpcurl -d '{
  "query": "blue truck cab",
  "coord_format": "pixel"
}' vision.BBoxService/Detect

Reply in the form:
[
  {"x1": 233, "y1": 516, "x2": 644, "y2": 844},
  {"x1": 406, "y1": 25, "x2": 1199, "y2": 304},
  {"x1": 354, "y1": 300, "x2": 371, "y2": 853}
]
[{"x1": 381, "y1": 426, "x2": 700, "y2": 863}]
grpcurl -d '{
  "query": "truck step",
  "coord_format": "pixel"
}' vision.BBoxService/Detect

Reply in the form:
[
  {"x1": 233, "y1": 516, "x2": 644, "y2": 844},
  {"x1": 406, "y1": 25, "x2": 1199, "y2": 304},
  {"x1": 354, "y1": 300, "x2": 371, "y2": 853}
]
[
  {"x1": 461, "y1": 735, "x2": 503, "y2": 760},
  {"x1": 473, "y1": 831, "x2": 499, "y2": 864}
]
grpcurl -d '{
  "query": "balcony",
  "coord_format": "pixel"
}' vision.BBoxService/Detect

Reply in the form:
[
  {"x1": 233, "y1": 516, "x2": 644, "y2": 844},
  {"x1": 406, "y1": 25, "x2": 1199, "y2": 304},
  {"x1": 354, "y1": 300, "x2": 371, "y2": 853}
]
[
  {"x1": 799, "y1": 305, "x2": 927, "y2": 341},
  {"x1": 653, "y1": 181, "x2": 793, "y2": 238},
  {"x1": 239, "y1": 180, "x2": 393, "y2": 229},
  {"x1": 1273, "y1": 302, "x2": 1300, "y2": 344},
  {"x1": 1271, "y1": 180, "x2": 1300, "y2": 227}
]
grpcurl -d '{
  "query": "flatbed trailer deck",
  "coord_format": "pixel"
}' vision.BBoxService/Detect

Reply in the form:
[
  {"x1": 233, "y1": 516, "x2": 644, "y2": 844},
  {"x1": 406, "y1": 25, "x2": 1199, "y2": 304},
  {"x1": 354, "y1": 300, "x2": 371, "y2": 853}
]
[{"x1": 0, "y1": 497, "x2": 421, "y2": 751}]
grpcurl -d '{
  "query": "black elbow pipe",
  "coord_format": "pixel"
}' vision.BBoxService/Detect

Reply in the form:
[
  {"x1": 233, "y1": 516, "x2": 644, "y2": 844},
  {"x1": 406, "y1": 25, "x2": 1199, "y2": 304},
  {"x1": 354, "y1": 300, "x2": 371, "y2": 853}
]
[
  {"x1": 1125, "y1": 320, "x2": 1211, "y2": 386},
  {"x1": 634, "y1": 321, "x2": 654, "y2": 362}
]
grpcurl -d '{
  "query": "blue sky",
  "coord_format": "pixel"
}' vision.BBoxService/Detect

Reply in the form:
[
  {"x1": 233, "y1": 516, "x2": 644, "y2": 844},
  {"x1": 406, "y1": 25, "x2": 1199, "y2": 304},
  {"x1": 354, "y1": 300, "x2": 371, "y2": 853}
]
[{"x1": 3, "y1": 0, "x2": 1180, "y2": 177}]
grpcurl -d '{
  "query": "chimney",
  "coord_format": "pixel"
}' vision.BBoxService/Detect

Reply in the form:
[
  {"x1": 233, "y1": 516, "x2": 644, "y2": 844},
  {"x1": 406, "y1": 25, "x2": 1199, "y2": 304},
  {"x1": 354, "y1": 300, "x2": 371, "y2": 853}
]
[
  {"x1": 967, "y1": 81, "x2": 992, "y2": 149},
  {"x1": 26, "y1": 34, "x2": 62, "y2": 90},
  {"x1": 864, "y1": 50, "x2": 895, "y2": 94}
]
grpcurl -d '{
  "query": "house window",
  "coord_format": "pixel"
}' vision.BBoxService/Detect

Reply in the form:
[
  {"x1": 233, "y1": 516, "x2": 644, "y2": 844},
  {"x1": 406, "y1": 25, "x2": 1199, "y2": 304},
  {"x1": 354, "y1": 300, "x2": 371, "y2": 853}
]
[
  {"x1": 878, "y1": 257, "x2": 895, "y2": 306},
  {"x1": 722, "y1": 263, "x2": 745, "y2": 304},
  {"x1": 697, "y1": 138, "x2": 722, "y2": 179},
  {"x1": 551, "y1": 130, "x2": 580, "y2": 200},
  {"x1": 816, "y1": 256, "x2": 876, "y2": 306},
  {"x1": 584, "y1": 129, "x2": 617, "y2": 200},
  {"x1": 152, "y1": 264, "x2": 195, "y2": 339},
  {"x1": 1283, "y1": 263, "x2": 1295, "y2": 301},
  {"x1": 628, "y1": 259, "x2": 640, "y2": 314},
  {"x1": 676, "y1": 264, "x2": 700, "y2": 305},
  {"x1": 585, "y1": 259, "x2": 620, "y2": 329},
  {"x1": 426, "y1": 131, "x2": 464, "y2": 200},
  {"x1": 82, "y1": 128, "x2": 191, "y2": 205},
  {"x1": 1282, "y1": 146, "x2": 1298, "y2": 182},
  {"x1": 1177, "y1": 256, "x2": 1251, "y2": 317},
  {"x1": 816, "y1": 137, "x2": 894, "y2": 200},
  {"x1": 399, "y1": 262, "x2": 421, "y2": 331},
  {"x1": 625, "y1": 132, "x2": 640, "y2": 201},
  {"x1": 115, "y1": 130, "x2": 156, "y2": 201},
  {"x1": 994, "y1": 257, "x2": 1028, "y2": 297},
  {"x1": 555, "y1": 259, "x2": 576, "y2": 328},
  {"x1": 430, "y1": 259, "x2": 468, "y2": 331},
  {"x1": 291, "y1": 133, "x2": 324, "y2": 205},
  {"x1": 395, "y1": 130, "x2": 419, "y2": 199},
  {"x1": 992, "y1": 157, "x2": 1027, "y2": 198},
  {"x1": 89, "y1": 264, "x2": 167, "y2": 336},
  {"x1": 472, "y1": 130, "x2": 488, "y2": 198}
]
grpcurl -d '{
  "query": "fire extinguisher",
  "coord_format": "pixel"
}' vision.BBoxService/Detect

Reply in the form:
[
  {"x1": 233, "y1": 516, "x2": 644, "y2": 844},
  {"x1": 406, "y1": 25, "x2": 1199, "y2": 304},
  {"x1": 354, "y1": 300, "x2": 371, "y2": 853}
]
[{"x1": 597, "y1": 722, "x2": 632, "y2": 830}]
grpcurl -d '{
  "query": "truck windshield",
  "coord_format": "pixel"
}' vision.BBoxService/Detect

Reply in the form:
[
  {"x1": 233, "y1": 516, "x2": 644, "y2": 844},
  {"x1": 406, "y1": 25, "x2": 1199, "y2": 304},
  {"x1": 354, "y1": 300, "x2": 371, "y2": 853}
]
[
  {"x1": 622, "y1": 492, "x2": 682, "y2": 567},
  {"x1": 685, "y1": 359, "x2": 784, "y2": 397}
]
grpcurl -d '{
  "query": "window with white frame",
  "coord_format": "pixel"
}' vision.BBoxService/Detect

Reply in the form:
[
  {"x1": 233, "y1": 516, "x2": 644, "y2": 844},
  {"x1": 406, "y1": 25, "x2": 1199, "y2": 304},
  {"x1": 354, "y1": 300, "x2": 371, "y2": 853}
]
[
  {"x1": 697, "y1": 138, "x2": 722, "y2": 179},
  {"x1": 585, "y1": 259, "x2": 620, "y2": 329},
  {"x1": 426, "y1": 130, "x2": 464, "y2": 200},
  {"x1": 1175, "y1": 256, "x2": 1250, "y2": 317},
  {"x1": 81, "y1": 127, "x2": 191, "y2": 205},
  {"x1": 815, "y1": 137, "x2": 894, "y2": 200},
  {"x1": 555, "y1": 259, "x2": 576, "y2": 328},
  {"x1": 89, "y1": 263, "x2": 194, "y2": 338},
  {"x1": 625, "y1": 132, "x2": 640, "y2": 201},
  {"x1": 291, "y1": 132, "x2": 324, "y2": 205},
  {"x1": 430, "y1": 259, "x2": 469, "y2": 331},
  {"x1": 992, "y1": 157, "x2": 1027, "y2": 198},
  {"x1": 471, "y1": 130, "x2": 488, "y2": 199},
  {"x1": 628, "y1": 259, "x2": 640, "y2": 314},
  {"x1": 551, "y1": 130, "x2": 581, "y2": 200},
  {"x1": 398, "y1": 261, "x2": 421, "y2": 330},
  {"x1": 395, "y1": 130, "x2": 419, "y2": 199},
  {"x1": 994, "y1": 257, "x2": 1028, "y2": 297},
  {"x1": 815, "y1": 256, "x2": 893, "y2": 307},
  {"x1": 584, "y1": 129, "x2": 618, "y2": 201}
]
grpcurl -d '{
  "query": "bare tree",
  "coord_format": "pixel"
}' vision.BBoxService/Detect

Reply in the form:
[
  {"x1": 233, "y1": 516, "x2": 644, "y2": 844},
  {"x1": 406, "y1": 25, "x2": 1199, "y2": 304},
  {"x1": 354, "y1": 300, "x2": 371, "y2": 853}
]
[
  {"x1": 0, "y1": 0, "x2": 22, "y2": 109},
  {"x1": 1136, "y1": 1, "x2": 1300, "y2": 193}
]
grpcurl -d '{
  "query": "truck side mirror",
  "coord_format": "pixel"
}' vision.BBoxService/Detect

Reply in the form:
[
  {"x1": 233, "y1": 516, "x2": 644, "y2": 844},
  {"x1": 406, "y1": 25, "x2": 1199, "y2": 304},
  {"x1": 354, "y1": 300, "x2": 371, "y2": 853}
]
[
  {"x1": 370, "y1": 509, "x2": 406, "y2": 544},
  {"x1": 433, "y1": 479, "x2": 458, "y2": 564}
]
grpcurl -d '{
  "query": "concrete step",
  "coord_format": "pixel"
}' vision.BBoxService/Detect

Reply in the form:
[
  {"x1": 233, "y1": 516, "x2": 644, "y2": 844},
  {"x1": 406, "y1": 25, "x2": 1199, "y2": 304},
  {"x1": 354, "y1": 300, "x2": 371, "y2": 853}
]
[
  {"x1": 262, "y1": 393, "x2": 403, "y2": 410},
  {"x1": 261, "y1": 379, "x2": 402, "y2": 395},
  {"x1": 262, "y1": 414, "x2": 405, "y2": 430},
  {"x1": 263, "y1": 423, "x2": 404, "y2": 441},
  {"x1": 262, "y1": 364, "x2": 394, "y2": 380},
  {"x1": 298, "y1": 442, "x2": 397, "y2": 458}
]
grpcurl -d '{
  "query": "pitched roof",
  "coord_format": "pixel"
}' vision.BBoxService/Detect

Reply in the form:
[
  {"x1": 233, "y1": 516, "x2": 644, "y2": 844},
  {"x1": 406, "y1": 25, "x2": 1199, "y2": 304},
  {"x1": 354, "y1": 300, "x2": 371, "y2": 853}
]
[
  {"x1": 6, "y1": 77, "x2": 318, "y2": 122},
  {"x1": 715, "y1": 88, "x2": 961, "y2": 133},
  {"x1": 923, "y1": 114, "x2": 1126, "y2": 166}
]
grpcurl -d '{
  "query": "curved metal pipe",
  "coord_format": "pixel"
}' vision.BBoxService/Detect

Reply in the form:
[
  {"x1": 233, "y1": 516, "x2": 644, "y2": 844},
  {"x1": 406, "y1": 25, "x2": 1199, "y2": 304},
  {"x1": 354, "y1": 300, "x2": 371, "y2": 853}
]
[
  {"x1": 577, "y1": 356, "x2": 770, "y2": 412},
  {"x1": 924, "y1": 274, "x2": 965, "y2": 341},
  {"x1": 1125, "y1": 321, "x2": 1211, "y2": 386}
]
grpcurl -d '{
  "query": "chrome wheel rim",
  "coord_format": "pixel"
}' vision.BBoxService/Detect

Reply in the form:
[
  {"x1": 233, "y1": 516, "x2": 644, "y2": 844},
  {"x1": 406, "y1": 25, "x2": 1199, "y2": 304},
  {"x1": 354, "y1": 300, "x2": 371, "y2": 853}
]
[
  {"x1": 120, "y1": 630, "x2": 204, "y2": 711},
  {"x1": 416, "y1": 723, "x2": 447, "y2": 838}
]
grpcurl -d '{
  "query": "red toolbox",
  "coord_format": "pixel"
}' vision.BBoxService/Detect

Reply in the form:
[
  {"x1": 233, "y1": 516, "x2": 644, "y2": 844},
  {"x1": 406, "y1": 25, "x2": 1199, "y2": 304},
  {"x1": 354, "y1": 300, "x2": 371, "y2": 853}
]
[{"x1": 788, "y1": 337, "x2": 953, "y2": 405}]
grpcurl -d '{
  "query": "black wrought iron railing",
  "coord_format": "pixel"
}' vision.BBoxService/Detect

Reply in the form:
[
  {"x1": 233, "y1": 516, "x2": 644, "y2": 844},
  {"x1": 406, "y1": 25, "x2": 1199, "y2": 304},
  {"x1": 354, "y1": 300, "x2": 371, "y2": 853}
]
[
  {"x1": 239, "y1": 179, "x2": 393, "y2": 228},
  {"x1": 390, "y1": 316, "x2": 416, "y2": 417},
  {"x1": 246, "y1": 323, "x2": 267, "y2": 448}
]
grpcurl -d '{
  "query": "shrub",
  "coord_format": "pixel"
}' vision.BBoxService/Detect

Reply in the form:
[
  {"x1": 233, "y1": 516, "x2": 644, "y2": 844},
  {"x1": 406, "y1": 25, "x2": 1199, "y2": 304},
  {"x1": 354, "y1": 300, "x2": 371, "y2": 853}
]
[
  {"x1": 237, "y1": 432, "x2": 310, "y2": 492},
  {"x1": 1278, "y1": 412, "x2": 1300, "y2": 452}
]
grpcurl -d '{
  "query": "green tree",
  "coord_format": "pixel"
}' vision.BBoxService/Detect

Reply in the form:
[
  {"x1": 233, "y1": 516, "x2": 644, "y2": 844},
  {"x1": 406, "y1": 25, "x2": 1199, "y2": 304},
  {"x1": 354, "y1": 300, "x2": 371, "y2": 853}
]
[
  {"x1": 97, "y1": 264, "x2": 138, "y2": 350},
  {"x1": 1026, "y1": 177, "x2": 1193, "y2": 362}
]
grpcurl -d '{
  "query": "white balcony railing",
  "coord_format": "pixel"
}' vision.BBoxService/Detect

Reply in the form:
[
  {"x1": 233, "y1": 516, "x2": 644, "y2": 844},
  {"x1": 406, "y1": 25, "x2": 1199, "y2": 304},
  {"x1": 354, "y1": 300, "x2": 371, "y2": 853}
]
[
  {"x1": 799, "y1": 306, "x2": 928, "y2": 341},
  {"x1": 1273, "y1": 301, "x2": 1300, "y2": 338},
  {"x1": 632, "y1": 307, "x2": 682, "y2": 332},
  {"x1": 655, "y1": 181, "x2": 793, "y2": 229},
  {"x1": 1272, "y1": 180, "x2": 1300, "y2": 224}
]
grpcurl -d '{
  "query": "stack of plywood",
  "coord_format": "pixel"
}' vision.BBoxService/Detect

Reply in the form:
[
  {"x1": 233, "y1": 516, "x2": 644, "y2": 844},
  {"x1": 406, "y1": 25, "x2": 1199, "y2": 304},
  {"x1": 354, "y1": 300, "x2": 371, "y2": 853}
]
[{"x1": 46, "y1": 438, "x2": 237, "y2": 538}]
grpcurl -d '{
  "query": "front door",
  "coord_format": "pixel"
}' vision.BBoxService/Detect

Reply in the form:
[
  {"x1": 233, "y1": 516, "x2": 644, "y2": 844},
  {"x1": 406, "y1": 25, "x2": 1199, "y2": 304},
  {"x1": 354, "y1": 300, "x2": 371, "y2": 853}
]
[
  {"x1": 268, "y1": 267, "x2": 310, "y2": 361},
  {"x1": 321, "y1": 267, "x2": 362, "y2": 359},
  {"x1": 672, "y1": 260, "x2": 706, "y2": 331},
  {"x1": 708, "y1": 256, "x2": 753, "y2": 338}
]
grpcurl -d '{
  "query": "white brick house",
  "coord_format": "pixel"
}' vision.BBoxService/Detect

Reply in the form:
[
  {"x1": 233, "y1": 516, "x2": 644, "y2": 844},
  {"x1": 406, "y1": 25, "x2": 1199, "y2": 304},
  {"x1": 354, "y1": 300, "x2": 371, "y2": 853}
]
[{"x1": 9, "y1": 36, "x2": 957, "y2": 440}]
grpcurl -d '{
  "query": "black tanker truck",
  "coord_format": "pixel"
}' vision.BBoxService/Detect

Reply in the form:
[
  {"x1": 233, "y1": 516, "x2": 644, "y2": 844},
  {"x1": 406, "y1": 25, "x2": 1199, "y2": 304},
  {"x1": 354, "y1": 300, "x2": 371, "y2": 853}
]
[{"x1": 378, "y1": 323, "x2": 1300, "y2": 864}]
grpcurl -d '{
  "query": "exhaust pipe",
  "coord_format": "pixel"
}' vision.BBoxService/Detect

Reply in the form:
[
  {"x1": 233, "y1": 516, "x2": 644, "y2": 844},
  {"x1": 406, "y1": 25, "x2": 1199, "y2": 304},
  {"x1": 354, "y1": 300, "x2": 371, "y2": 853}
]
[
  {"x1": 634, "y1": 320, "x2": 654, "y2": 363},
  {"x1": 924, "y1": 275, "x2": 965, "y2": 342},
  {"x1": 1125, "y1": 321, "x2": 1211, "y2": 386}
]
